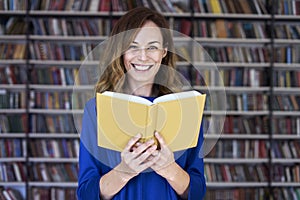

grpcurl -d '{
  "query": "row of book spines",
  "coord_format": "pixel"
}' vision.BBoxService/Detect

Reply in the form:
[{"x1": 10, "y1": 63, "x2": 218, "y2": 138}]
[
  {"x1": 0, "y1": 65, "x2": 78, "y2": 85},
  {"x1": 193, "y1": 0, "x2": 268, "y2": 14},
  {"x1": 272, "y1": 187, "x2": 300, "y2": 200},
  {"x1": 233, "y1": 68, "x2": 300, "y2": 87},
  {"x1": 204, "y1": 46, "x2": 300, "y2": 64},
  {"x1": 0, "y1": 42, "x2": 299, "y2": 64},
  {"x1": 208, "y1": 140, "x2": 300, "y2": 159},
  {"x1": 0, "y1": 162, "x2": 78, "y2": 182},
  {"x1": 0, "y1": 162, "x2": 26, "y2": 182},
  {"x1": 205, "y1": 188, "x2": 300, "y2": 200},
  {"x1": 197, "y1": 0, "x2": 300, "y2": 15},
  {"x1": 4, "y1": 0, "x2": 300, "y2": 16},
  {"x1": 4, "y1": 66, "x2": 300, "y2": 88},
  {"x1": 0, "y1": 114, "x2": 300, "y2": 135},
  {"x1": 29, "y1": 139, "x2": 79, "y2": 158},
  {"x1": 226, "y1": 94, "x2": 300, "y2": 112},
  {"x1": 272, "y1": 140, "x2": 300, "y2": 159},
  {"x1": 0, "y1": 111, "x2": 300, "y2": 135},
  {"x1": 0, "y1": 90, "x2": 87, "y2": 110},
  {"x1": 185, "y1": 68, "x2": 268, "y2": 87},
  {"x1": 2, "y1": 114, "x2": 300, "y2": 136},
  {"x1": 222, "y1": 116, "x2": 300, "y2": 135},
  {"x1": 5, "y1": 90, "x2": 300, "y2": 112},
  {"x1": 0, "y1": 139, "x2": 25, "y2": 158},
  {"x1": 2, "y1": 137, "x2": 298, "y2": 159},
  {"x1": 29, "y1": 0, "x2": 186, "y2": 13},
  {"x1": 208, "y1": 140, "x2": 268, "y2": 158},
  {"x1": 30, "y1": 114, "x2": 78, "y2": 134},
  {"x1": 0, "y1": 187, "x2": 23, "y2": 200},
  {"x1": 0, "y1": 138, "x2": 79, "y2": 159},
  {"x1": 27, "y1": 45, "x2": 300, "y2": 64},
  {"x1": 6, "y1": 17, "x2": 300, "y2": 41},
  {"x1": 3, "y1": 65, "x2": 300, "y2": 89},
  {"x1": 29, "y1": 187, "x2": 76, "y2": 200},
  {"x1": 0, "y1": 114, "x2": 77, "y2": 134},
  {"x1": 29, "y1": 163, "x2": 78, "y2": 182},
  {"x1": 273, "y1": 164, "x2": 300, "y2": 183},
  {"x1": 204, "y1": 188, "x2": 268, "y2": 200},
  {"x1": 0, "y1": 65, "x2": 27, "y2": 84},
  {"x1": 0, "y1": 91, "x2": 26, "y2": 109},
  {"x1": 192, "y1": 68, "x2": 300, "y2": 88},
  {"x1": 205, "y1": 163, "x2": 268, "y2": 182},
  {"x1": 30, "y1": 18, "x2": 274, "y2": 39},
  {"x1": 30, "y1": 91, "x2": 92, "y2": 110},
  {"x1": 0, "y1": 114, "x2": 27, "y2": 133},
  {"x1": 3, "y1": 65, "x2": 300, "y2": 88},
  {"x1": 204, "y1": 163, "x2": 300, "y2": 182}
]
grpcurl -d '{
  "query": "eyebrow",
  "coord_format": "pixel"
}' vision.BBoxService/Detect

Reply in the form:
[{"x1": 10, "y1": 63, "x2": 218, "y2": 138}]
[{"x1": 132, "y1": 41, "x2": 161, "y2": 45}]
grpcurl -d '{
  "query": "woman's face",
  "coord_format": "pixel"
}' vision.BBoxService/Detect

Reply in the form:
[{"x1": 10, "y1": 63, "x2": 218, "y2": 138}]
[{"x1": 123, "y1": 21, "x2": 167, "y2": 87}]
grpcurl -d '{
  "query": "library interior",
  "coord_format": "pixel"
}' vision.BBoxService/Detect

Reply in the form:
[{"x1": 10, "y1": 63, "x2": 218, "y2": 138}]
[{"x1": 0, "y1": 0, "x2": 299, "y2": 199}]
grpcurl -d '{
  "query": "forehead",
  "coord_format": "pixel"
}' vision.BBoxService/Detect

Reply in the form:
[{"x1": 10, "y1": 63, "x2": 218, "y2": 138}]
[{"x1": 133, "y1": 21, "x2": 163, "y2": 44}]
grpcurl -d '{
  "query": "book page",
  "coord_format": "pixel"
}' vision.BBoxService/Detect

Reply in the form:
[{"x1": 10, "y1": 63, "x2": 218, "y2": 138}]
[
  {"x1": 155, "y1": 94, "x2": 206, "y2": 151},
  {"x1": 102, "y1": 91, "x2": 153, "y2": 105},
  {"x1": 97, "y1": 93, "x2": 150, "y2": 151},
  {"x1": 154, "y1": 90, "x2": 202, "y2": 103}
]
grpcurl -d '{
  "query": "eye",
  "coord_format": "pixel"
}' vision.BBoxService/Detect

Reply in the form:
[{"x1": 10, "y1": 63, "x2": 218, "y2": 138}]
[
  {"x1": 147, "y1": 46, "x2": 158, "y2": 50},
  {"x1": 128, "y1": 45, "x2": 138, "y2": 50}
]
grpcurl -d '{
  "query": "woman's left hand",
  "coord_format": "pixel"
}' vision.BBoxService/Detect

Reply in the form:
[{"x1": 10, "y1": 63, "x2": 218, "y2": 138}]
[{"x1": 150, "y1": 132, "x2": 175, "y2": 178}]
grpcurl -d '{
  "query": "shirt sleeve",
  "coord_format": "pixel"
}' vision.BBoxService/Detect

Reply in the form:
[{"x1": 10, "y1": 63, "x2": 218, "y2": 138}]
[
  {"x1": 77, "y1": 98, "x2": 105, "y2": 200},
  {"x1": 186, "y1": 125, "x2": 207, "y2": 200}
]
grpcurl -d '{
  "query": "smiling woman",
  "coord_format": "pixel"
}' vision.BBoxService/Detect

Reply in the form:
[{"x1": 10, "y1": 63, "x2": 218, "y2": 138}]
[
  {"x1": 77, "y1": 7, "x2": 207, "y2": 200},
  {"x1": 94, "y1": 7, "x2": 181, "y2": 97},
  {"x1": 123, "y1": 21, "x2": 167, "y2": 96}
]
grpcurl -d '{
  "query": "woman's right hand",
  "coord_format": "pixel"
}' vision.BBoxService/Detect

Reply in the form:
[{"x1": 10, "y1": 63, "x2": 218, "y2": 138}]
[{"x1": 117, "y1": 134, "x2": 159, "y2": 178}]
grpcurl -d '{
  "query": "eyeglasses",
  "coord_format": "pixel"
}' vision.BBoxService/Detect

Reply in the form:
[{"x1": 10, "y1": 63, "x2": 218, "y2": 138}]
[{"x1": 125, "y1": 45, "x2": 164, "y2": 56}]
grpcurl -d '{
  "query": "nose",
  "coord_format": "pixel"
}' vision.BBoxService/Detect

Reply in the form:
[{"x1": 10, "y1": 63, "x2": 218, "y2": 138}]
[{"x1": 137, "y1": 49, "x2": 148, "y2": 60}]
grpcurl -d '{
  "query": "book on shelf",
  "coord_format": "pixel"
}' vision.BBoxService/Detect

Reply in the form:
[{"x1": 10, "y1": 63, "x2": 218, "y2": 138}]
[{"x1": 96, "y1": 90, "x2": 206, "y2": 152}]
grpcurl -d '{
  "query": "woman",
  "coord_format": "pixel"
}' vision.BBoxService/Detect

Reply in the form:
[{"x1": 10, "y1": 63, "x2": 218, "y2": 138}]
[{"x1": 77, "y1": 7, "x2": 206, "y2": 200}]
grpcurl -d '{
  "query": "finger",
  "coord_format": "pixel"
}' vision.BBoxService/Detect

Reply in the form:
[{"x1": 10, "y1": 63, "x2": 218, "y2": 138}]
[
  {"x1": 154, "y1": 132, "x2": 166, "y2": 146},
  {"x1": 151, "y1": 150, "x2": 159, "y2": 157},
  {"x1": 125, "y1": 133, "x2": 142, "y2": 151},
  {"x1": 131, "y1": 142, "x2": 142, "y2": 150},
  {"x1": 130, "y1": 145, "x2": 157, "y2": 171},
  {"x1": 139, "y1": 145, "x2": 157, "y2": 161},
  {"x1": 134, "y1": 139, "x2": 155, "y2": 155},
  {"x1": 139, "y1": 152, "x2": 160, "y2": 170}
]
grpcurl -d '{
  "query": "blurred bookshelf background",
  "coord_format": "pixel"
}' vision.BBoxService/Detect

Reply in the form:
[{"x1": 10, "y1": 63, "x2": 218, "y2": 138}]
[{"x1": 0, "y1": 0, "x2": 299, "y2": 199}]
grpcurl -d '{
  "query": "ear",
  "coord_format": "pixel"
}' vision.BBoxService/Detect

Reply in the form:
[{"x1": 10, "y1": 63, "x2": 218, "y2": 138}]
[{"x1": 162, "y1": 48, "x2": 168, "y2": 58}]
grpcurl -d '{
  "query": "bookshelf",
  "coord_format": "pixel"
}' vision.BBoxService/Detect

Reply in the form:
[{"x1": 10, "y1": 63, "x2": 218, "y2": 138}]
[{"x1": 0, "y1": 0, "x2": 299, "y2": 199}]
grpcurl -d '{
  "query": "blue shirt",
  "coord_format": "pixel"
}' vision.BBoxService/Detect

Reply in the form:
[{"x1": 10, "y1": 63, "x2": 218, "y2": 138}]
[{"x1": 77, "y1": 97, "x2": 206, "y2": 200}]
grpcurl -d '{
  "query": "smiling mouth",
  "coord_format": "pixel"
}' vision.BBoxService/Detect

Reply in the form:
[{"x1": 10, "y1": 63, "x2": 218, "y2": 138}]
[{"x1": 132, "y1": 64, "x2": 153, "y2": 71}]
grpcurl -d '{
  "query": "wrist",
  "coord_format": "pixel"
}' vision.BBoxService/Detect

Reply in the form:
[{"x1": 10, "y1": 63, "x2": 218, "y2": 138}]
[
  {"x1": 157, "y1": 162, "x2": 179, "y2": 181},
  {"x1": 114, "y1": 164, "x2": 138, "y2": 183}
]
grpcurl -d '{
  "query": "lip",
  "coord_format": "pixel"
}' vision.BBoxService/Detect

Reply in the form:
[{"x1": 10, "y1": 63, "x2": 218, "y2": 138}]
[{"x1": 131, "y1": 63, "x2": 154, "y2": 71}]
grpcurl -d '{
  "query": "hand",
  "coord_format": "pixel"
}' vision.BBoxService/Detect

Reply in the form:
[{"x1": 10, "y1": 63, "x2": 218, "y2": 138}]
[
  {"x1": 150, "y1": 132, "x2": 175, "y2": 177},
  {"x1": 117, "y1": 133, "x2": 159, "y2": 179}
]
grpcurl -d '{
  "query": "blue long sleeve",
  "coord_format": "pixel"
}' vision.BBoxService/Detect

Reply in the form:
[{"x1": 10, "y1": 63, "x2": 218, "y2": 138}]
[{"x1": 77, "y1": 98, "x2": 206, "y2": 200}]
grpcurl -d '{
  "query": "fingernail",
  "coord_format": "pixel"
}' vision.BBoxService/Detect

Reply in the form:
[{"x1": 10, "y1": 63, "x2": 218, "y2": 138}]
[
  {"x1": 147, "y1": 139, "x2": 154, "y2": 144},
  {"x1": 136, "y1": 133, "x2": 141, "y2": 137}
]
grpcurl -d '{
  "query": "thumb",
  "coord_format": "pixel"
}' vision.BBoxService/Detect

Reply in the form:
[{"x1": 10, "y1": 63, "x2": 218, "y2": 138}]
[{"x1": 154, "y1": 131, "x2": 165, "y2": 146}]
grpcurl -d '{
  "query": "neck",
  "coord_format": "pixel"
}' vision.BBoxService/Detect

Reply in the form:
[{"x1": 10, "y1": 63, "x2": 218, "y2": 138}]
[
  {"x1": 125, "y1": 80, "x2": 153, "y2": 97},
  {"x1": 132, "y1": 84, "x2": 153, "y2": 97}
]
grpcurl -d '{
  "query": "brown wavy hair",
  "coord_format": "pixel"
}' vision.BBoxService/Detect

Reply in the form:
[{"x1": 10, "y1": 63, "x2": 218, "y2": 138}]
[{"x1": 95, "y1": 7, "x2": 182, "y2": 96}]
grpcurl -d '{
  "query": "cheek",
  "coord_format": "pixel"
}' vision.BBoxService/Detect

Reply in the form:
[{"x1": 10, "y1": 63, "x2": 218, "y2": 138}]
[{"x1": 123, "y1": 54, "x2": 132, "y2": 71}]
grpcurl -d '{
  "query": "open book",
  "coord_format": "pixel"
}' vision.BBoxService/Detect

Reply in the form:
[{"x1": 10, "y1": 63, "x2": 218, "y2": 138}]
[{"x1": 96, "y1": 90, "x2": 206, "y2": 152}]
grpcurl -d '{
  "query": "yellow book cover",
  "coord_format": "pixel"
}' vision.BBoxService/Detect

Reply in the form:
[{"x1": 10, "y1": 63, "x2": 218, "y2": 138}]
[
  {"x1": 209, "y1": 0, "x2": 222, "y2": 13},
  {"x1": 96, "y1": 90, "x2": 206, "y2": 152}
]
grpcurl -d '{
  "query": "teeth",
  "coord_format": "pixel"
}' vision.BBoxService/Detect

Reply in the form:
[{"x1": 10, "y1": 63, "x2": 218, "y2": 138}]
[{"x1": 133, "y1": 64, "x2": 152, "y2": 71}]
